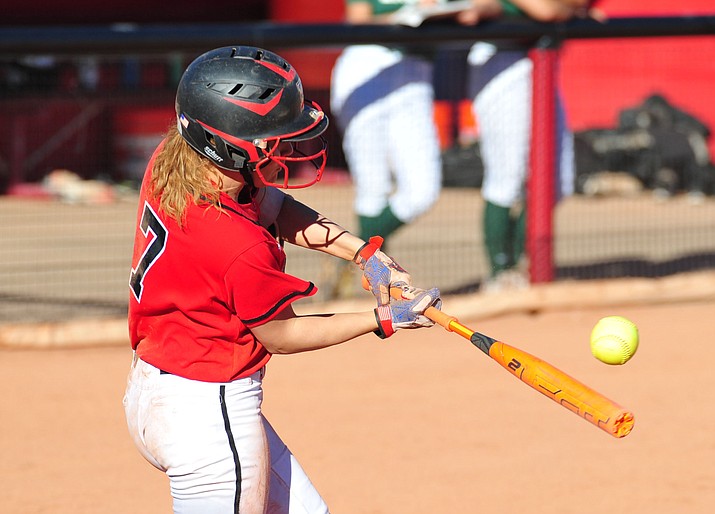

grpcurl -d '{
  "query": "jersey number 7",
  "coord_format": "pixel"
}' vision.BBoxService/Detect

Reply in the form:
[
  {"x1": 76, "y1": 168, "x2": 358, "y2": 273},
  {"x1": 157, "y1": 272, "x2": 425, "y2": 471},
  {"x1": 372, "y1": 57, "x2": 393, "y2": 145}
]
[{"x1": 129, "y1": 202, "x2": 168, "y2": 302}]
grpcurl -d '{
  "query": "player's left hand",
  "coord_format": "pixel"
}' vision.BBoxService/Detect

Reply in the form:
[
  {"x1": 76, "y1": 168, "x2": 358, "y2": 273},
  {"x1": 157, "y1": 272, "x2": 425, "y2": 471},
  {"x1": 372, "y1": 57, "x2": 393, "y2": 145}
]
[
  {"x1": 390, "y1": 286, "x2": 442, "y2": 329},
  {"x1": 354, "y1": 236, "x2": 412, "y2": 305},
  {"x1": 374, "y1": 286, "x2": 442, "y2": 338}
]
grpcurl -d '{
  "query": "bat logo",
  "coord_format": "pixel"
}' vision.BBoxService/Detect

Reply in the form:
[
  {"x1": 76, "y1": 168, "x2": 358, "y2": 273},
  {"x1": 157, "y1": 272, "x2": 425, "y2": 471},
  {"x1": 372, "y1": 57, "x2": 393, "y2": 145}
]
[{"x1": 508, "y1": 358, "x2": 522, "y2": 372}]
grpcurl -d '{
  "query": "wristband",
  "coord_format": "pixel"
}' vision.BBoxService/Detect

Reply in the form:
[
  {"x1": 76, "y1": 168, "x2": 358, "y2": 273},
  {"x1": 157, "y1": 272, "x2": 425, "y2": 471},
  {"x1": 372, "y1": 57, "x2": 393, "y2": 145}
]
[
  {"x1": 353, "y1": 236, "x2": 384, "y2": 266},
  {"x1": 373, "y1": 304, "x2": 395, "y2": 339}
]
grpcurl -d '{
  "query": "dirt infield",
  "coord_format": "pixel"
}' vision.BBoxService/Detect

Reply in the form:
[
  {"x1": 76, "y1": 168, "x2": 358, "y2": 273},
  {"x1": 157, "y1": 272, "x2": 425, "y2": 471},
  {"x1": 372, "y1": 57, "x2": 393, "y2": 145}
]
[{"x1": 2, "y1": 296, "x2": 714, "y2": 514}]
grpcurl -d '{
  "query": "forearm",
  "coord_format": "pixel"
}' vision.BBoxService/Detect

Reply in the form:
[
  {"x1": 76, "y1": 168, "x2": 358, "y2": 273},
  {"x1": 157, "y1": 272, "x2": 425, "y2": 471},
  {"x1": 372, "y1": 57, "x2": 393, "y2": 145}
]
[
  {"x1": 276, "y1": 194, "x2": 365, "y2": 261},
  {"x1": 346, "y1": 0, "x2": 439, "y2": 25},
  {"x1": 456, "y1": 0, "x2": 503, "y2": 25},
  {"x1": 254, "y1": 311, "x2": 379, "y2": 354},
  {"x1": 345, "y1": 2, "x2": 390, "y2": 24},
  {"x1": 471, "y1": 0, "x2": 504, "y2": 19},
  {"x1": 509, "y1": 0, "x2": 588, "y2": 22}
]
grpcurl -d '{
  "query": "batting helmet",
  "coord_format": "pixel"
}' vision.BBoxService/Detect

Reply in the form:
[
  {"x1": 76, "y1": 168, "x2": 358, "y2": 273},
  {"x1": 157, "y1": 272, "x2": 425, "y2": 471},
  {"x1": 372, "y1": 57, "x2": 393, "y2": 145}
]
[{"x1": 176, "y1": 45, "x2": 329, "y2": 188}]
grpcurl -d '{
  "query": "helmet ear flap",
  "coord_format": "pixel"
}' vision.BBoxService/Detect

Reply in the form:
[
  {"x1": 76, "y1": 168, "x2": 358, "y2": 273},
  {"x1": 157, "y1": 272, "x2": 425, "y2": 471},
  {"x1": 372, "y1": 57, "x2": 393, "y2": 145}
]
[
  {"x1": 192, "y1": 123, "x2": 253, "y2": 171},
  {"x1": 226, "y1": 145, "x2": 250, "y2": 170},
  {"x1": 210, "y1": 136, "x2": 253, "y2": 171}
]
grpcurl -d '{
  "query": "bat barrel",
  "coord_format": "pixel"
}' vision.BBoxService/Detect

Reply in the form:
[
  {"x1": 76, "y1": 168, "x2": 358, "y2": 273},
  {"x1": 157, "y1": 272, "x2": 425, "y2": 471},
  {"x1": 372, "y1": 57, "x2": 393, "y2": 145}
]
[{"x1": 489, "y1": 341, "x2": 635, "y2": 438}]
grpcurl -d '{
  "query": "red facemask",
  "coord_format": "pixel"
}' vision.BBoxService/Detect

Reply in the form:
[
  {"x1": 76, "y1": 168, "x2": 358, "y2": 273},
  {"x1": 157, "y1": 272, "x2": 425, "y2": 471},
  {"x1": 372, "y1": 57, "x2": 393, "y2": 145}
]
[{"x1": 253, "y1": 135, "x2": 328, "y2": 189}]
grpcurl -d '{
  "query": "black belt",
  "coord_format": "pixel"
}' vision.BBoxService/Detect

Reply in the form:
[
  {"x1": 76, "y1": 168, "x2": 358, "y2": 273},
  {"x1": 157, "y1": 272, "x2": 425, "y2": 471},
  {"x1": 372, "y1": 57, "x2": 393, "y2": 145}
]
[{"x1": 159, "y1": 369, "x2": 172, "y2": 375}]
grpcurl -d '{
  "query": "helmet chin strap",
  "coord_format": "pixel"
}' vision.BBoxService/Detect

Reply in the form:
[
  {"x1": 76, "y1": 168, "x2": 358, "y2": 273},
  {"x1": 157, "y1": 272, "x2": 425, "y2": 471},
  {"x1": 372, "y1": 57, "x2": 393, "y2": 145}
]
[{"x1": 236, "y1": 167, "x2": 257, "y2": 203}]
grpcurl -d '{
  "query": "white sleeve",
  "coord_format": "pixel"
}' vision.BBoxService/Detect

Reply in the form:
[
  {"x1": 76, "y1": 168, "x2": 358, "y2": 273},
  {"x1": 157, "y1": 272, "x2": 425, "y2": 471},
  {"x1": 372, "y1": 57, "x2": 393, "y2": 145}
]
[{"x1": 256, "y1": 187, "x2": 288, "y2": 228}]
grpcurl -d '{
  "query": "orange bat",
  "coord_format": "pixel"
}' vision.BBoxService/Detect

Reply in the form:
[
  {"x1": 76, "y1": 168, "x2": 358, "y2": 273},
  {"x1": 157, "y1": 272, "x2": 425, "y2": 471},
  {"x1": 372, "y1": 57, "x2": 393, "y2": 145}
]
[{"x1": 372, "y1": 280, "x2": 635, "y2": 438}]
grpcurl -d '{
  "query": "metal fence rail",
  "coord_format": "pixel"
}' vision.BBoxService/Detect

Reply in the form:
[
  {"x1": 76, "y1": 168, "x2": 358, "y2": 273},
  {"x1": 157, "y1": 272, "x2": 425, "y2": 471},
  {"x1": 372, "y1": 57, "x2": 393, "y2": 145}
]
[{"x1": 1, "y1": 16, "x2": 715, "y2": 56}]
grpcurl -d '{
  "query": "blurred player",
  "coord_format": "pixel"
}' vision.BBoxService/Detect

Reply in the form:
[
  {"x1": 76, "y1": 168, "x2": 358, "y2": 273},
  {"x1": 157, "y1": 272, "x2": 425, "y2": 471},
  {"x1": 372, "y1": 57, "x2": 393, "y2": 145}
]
[
  {"x1": 330, "y1": 0, "x2": 445, "y2": 249},
  {"x1": 330, "y1": 0, "x2": 501, "y2": 296},
  {"x1": 123, "y1": 46, "x2": 441, "y2": 514},
  {"x1": 467, "y1": 0, "x2": 601, "y2": 291}
]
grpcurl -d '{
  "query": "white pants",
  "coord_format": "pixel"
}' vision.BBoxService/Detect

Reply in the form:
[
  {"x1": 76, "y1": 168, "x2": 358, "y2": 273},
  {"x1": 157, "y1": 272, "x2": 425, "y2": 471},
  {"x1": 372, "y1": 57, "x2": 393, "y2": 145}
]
[
  {"x1": 331, "y1": 46, "x2": 442, "y2": 222},
  {"x1": 123, "y1": 355, "x2": 329, "y2": 514},
  {"x1": 341, "y1": 83, "x2": 442, "y2": 221},
  {"x1": 473, "y1": 56, "x2": 574, "y2": 208}
]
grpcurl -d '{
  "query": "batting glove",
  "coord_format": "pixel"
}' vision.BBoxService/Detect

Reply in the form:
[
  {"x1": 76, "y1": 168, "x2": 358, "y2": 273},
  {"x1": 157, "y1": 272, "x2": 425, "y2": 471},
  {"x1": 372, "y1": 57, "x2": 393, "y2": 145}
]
[
  {"x1": 374, "y1": 286, "x2": 442, "y2": 339},
  {"x1": 354, "y1": 236, "x2": 412, "y2": 306}
]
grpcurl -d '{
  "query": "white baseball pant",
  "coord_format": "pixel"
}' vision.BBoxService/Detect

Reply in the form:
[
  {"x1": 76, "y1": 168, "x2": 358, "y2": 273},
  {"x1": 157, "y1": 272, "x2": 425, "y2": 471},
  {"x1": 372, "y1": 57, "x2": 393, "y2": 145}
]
[
  {"x1": 123, "y1": 355, "x2": 329, "y2": 514},
  {"x1": 472, "y1": 52, "x2": 574, "y2": 208}
]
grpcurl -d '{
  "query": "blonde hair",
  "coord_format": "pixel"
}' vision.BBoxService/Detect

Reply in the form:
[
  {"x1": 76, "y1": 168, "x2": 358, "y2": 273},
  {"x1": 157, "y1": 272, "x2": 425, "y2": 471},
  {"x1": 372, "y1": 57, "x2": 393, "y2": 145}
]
[{"x1": 149, "y1": 123, "x2": 223, "y2": 227}]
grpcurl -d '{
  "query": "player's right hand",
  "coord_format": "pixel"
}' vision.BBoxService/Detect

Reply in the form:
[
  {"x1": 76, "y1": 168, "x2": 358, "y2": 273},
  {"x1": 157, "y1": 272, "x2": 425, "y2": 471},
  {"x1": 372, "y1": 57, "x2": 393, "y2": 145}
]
[
  {"x1": 374, "y1": 286, "x2": 441, "y2": 338},
  {"x1": 355, "y1": 236, "x2": 413, "y2": 306}
]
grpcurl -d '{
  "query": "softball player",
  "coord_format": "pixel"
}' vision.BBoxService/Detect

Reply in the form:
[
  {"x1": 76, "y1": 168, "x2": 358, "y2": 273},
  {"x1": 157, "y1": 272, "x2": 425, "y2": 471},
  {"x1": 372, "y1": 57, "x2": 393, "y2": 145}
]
[
  {"x1": 467, "y1": 0, "x2": 594, "y2": 291},
  {"x1": 123, "y1": 46, "x2": 441, "y2": 514},
  {"x1": 330, "y1": 0, "x2": 447, "y2": 247}
]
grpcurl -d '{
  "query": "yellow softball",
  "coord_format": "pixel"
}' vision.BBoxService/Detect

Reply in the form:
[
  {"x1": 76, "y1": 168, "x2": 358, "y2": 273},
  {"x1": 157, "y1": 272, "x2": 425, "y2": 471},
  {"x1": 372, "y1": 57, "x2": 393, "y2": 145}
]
[{"x1": 590, "y1": 316, "x2": 639, "y2": 365}]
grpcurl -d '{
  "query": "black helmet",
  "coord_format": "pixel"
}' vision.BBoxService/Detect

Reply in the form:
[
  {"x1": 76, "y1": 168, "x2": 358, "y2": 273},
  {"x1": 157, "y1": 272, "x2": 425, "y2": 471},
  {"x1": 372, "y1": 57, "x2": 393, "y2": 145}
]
[{"x1": 176, "y1": 46, "x2": 329, "y2": 188}]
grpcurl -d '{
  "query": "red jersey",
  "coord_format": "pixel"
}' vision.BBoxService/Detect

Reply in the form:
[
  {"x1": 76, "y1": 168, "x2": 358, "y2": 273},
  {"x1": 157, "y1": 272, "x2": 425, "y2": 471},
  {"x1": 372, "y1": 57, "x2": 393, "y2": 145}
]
[{"x1": 128, "y1": 145, "x2": 316, "y2": 382}]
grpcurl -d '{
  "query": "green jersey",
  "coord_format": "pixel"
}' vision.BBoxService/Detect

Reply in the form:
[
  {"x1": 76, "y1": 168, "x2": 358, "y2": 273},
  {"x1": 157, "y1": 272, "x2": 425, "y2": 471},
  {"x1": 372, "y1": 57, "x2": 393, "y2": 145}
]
[{"x1": 499, "y1": 0, "x2": 524, "y2": 17}]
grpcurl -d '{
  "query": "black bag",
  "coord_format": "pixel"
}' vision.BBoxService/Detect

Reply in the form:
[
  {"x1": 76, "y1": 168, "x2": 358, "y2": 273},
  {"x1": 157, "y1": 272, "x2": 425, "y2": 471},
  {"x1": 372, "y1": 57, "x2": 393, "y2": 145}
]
[
  {"x1": 574, "y1": 94, "x2": 715, "y2": 196},
  {"x1": 441, "y1": 141, "x2": 483, "y2": 188}
]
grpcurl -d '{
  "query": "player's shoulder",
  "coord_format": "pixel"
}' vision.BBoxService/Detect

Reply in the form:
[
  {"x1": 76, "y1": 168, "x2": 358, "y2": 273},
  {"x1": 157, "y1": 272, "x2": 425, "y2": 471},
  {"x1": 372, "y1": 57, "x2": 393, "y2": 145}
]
[{"x1": 206, "y1": 202, "x2": 277, "y2": 251}]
